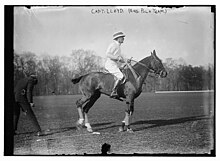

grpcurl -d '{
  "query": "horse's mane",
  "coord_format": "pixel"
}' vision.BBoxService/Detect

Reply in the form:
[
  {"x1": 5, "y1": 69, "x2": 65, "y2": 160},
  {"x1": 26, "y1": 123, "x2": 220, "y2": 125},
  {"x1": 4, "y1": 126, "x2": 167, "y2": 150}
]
[{"x1": 132, "y1": 55, "x2": 151, "y2": 68}]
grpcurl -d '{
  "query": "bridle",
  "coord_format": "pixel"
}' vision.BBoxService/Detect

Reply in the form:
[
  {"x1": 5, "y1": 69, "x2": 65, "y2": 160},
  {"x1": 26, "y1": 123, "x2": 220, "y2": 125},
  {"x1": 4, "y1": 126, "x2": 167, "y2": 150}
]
[
  {"x1": 150, "y1": 56, "x2": 167, "y2": 77},
  {"x1": 130, "y1": 57, "x2": 158, "y2": 74},
  {"x1": 122, "y1": 55, "x2": 165, "y2": 80}
]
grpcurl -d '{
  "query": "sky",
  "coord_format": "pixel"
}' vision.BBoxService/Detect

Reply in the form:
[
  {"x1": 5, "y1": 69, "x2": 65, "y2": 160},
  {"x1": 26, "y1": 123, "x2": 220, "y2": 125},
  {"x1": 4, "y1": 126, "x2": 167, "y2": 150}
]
[{"x1": 14, "y1": 6, "x2": 214, "y2": 66}]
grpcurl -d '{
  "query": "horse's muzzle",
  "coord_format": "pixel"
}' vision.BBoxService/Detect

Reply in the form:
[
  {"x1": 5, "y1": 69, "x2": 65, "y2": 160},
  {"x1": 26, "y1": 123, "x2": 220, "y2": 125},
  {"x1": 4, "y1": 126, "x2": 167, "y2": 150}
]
[{"x1": 160, "y1": 70, "x2": 167, "y2": 78}]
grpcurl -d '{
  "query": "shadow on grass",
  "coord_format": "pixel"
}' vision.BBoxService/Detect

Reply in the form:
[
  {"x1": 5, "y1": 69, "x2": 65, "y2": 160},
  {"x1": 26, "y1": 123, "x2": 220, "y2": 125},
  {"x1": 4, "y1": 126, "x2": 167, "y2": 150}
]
[
  {"x1": 16, "y1": 115, "x2": 211, "y2": 136},
  {"x1": 16, "y1": 122, "x2": 114, "y2": 136},
  {"x1": 132, "y1": 115, "x2": 211, "y2": 132},
  {"x1": 94, "y1": 115, "x2": 211, "y2": 132}
]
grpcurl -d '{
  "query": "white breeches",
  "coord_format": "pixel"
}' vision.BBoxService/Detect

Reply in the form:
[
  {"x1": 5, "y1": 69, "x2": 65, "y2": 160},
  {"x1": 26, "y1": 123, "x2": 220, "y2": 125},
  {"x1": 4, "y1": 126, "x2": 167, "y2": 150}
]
[{"x1": 105, "y1": 59, "x2": 124, "y2": 80}]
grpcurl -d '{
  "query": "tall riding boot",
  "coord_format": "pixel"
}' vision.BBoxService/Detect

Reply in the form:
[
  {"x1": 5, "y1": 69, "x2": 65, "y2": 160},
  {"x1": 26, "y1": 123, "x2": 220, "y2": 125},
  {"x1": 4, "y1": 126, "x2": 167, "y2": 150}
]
[{"x1": 110, "y1": 79, "x2": 120, "y2": 98}]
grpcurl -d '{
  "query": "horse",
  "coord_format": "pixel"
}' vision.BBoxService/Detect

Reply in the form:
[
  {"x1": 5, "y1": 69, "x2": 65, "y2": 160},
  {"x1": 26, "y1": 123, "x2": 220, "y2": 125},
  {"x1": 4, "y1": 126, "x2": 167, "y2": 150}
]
[{"x1": 71, "y1": 50, "x2": 167, "y2": 133}]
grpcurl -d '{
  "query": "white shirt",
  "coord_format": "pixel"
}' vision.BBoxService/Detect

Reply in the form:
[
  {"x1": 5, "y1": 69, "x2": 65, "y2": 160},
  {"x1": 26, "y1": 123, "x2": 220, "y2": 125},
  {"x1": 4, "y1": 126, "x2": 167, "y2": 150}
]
[{"x1": 105, "y1": 40, "x2": 125, "y2": 68}]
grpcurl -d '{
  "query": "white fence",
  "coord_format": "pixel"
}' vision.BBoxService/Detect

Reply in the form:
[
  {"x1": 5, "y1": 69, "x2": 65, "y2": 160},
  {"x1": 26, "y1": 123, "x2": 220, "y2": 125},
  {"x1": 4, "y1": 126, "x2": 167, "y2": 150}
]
[{"x1": 155, "y1": 90, "x2": 214, "y2": 93}]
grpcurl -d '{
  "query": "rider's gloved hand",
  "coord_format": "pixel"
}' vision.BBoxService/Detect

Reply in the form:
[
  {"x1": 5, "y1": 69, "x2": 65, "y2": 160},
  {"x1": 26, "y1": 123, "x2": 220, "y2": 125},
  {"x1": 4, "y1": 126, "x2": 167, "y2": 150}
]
[
  {"x1": 127, "y1": 59, "x2": 131, "y2": 64},
  {"x1": 118, "y1": 56, "x2": 125, "y2": 63}
]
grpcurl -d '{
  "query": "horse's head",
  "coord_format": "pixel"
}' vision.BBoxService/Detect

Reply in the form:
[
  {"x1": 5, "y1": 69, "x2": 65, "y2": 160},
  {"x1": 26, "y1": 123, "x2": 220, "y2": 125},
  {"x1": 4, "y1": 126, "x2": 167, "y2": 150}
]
[{"x1": 150, "y1": 50, "x2": 167, "y2": 78}]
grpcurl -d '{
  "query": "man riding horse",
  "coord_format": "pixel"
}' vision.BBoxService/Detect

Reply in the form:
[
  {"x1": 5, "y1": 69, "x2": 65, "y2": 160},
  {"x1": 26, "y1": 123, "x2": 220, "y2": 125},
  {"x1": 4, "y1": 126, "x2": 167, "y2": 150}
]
[
  {"x1": 105, "y1": 31, "x2": 131, "y2": 98},
  {"x1": 72, "y1": 32, "x2": 167, "y2": 133}
]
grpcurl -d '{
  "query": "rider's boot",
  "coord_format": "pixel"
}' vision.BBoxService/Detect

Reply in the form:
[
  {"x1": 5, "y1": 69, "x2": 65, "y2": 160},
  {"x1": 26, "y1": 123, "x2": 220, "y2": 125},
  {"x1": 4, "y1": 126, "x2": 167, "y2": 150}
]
[{"x1": 110, "y1": 79, "x2": 121, "y2": 98}]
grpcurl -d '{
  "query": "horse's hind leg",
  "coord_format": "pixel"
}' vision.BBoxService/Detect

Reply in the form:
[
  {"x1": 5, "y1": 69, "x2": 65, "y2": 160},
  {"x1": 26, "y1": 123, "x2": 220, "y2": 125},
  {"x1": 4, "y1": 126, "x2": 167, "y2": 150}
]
[
  {"x1": 76, "y1": 95, "x2": 90, "y2": 130},
  {"x1": 83, "y1": 91, "x2": 101, "y2": 132}
]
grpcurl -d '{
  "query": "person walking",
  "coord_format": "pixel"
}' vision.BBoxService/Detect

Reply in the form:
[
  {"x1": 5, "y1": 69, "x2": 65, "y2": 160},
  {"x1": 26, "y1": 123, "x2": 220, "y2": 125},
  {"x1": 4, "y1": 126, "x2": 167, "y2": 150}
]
[{"x1": 14, "y1": 72, "x2": 43, "y2": 136}]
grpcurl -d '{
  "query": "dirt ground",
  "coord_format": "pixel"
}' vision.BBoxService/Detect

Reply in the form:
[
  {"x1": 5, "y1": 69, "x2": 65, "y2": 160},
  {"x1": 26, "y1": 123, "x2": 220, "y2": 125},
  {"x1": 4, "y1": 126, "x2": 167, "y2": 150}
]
[{"x1": 13, "y1": 92, "x2": 214, "y2": 155}]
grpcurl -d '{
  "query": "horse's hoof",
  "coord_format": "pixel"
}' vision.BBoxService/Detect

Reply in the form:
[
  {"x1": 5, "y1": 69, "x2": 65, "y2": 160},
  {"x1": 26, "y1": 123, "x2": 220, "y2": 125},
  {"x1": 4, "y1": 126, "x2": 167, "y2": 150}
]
[
  {"x1": 126, "y1": 128, "x2": 134, "y2": 133},
  {"x1": 76, "y1": 126, "x2": 82, "y2": 131},
  {"x1": 87, "y1": 127, "x2": 93, "y2": 133},
  {"x1": 76, "y1": 122, "x2": 83, "y2": 131},
  {"x1": 119, "y1": 127, "x2": 125, "y2": 132}
]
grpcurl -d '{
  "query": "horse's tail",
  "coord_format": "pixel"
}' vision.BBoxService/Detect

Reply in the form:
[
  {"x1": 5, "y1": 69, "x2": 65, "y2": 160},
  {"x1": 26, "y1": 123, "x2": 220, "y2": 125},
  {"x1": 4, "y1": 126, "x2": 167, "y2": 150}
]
[{"x1": 71, "y1": 76, "x2": 84, "y2": 84}]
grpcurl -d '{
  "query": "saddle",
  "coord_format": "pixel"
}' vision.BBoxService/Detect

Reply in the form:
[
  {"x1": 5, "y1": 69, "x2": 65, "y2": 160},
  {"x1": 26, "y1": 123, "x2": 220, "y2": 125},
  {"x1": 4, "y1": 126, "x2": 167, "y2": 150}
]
[{"x1": 104, "y1": 63, "x2": 141, "y2": 87}]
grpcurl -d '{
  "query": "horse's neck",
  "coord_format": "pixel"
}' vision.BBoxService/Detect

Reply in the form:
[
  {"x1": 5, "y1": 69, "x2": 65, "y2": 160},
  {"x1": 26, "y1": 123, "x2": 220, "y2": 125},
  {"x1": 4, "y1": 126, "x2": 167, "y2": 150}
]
[
  {"x1": 130, "y1": 56, "x2": 151, "y2": 89},
  {"x1": 133, "y1": 56, "x2": 151, "y2": 79}
]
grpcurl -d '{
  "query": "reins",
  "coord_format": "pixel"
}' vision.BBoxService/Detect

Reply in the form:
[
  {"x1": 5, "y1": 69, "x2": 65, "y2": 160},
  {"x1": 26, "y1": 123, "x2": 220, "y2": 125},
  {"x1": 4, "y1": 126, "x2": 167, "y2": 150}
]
[
  {"x1": 121, "y1": 57, "x2": 156, "y2": 82},
  {"x1": 130, "y1": 59, "x2": 155, "y2": 73}
]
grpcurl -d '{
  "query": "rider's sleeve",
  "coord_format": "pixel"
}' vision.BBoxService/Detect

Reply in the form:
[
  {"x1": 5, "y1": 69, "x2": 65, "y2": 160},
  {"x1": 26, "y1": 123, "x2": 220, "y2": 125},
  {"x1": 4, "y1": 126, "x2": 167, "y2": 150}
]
[{"x1": 106, "y1": 43, "x2": 120, "y2": 61}]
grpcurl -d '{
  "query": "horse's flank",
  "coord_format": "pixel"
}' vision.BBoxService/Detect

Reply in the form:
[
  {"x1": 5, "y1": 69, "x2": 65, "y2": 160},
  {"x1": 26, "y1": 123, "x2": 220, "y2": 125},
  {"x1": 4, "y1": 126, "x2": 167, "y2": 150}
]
[{"x1": 72, "y1": 72, "x2": 116, "y2": 96}]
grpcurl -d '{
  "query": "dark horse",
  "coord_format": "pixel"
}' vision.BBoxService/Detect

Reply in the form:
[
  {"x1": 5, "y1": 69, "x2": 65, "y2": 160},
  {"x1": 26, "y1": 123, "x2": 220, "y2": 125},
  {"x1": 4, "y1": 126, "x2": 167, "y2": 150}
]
[{"x1": 71, "y1": 50, "x2": 167, "y2": 133}]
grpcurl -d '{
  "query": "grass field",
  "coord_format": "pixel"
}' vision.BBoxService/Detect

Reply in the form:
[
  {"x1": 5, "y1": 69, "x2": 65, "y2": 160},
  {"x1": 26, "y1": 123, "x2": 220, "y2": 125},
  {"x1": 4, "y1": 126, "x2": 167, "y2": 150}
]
[{"x1": 14, "y1": 92, "x2": 214, "y2": 155}]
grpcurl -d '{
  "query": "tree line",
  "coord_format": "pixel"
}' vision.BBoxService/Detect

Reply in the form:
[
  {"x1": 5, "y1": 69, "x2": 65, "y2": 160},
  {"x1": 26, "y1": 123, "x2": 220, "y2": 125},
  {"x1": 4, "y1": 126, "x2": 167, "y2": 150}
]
[
  {"x1": 145, "y1": 58, "x2": 214, "y2": 92},
  {"x1": 14, "y1": 50, "x2": 214, "y2": 95}
]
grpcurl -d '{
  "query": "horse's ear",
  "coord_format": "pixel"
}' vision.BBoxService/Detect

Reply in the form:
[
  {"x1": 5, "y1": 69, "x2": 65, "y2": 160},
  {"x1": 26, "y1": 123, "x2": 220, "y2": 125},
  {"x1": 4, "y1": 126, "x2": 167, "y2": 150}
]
[{"x1": 151, "y1": 50, "x2": 156, "y2": 57}]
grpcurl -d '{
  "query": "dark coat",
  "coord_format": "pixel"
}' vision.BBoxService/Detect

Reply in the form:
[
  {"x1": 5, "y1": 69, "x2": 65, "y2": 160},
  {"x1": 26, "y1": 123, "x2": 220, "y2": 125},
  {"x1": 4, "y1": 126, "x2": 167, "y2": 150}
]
[{"x1": 14, "y1": 77, "x2": 38, "y2": 103}]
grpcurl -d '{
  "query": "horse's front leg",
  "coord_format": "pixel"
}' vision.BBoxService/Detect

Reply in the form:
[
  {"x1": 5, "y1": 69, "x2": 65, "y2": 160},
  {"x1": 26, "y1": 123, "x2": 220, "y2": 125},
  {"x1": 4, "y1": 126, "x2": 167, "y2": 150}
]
[
  {"x1": 83, "y1": 112, "x2": 93, "y2": 132},
  {"x1": 119, "y1": 98, "x2": 134, "y2": 132}
]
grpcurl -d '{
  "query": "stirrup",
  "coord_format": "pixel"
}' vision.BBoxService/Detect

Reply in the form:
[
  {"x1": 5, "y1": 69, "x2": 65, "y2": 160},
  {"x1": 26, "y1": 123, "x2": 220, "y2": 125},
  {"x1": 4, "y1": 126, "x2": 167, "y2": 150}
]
[{"x1": 110, "y1": 90, "x2": 118, "y2": 98}]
